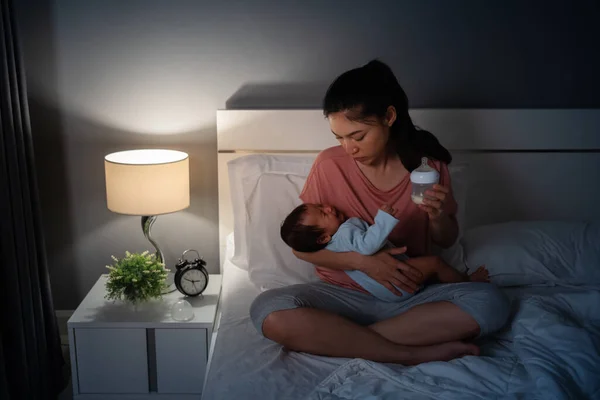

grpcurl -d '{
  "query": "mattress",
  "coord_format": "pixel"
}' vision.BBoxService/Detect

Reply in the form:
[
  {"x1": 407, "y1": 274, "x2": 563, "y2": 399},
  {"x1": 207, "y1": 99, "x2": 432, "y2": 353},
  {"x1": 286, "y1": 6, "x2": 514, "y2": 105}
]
[
  {"x1": 202, "y1": 238, "x2": 600, "y2": 400},
  {"x1": 202, "y1": 238, "x2": 350, "y2": 400}
]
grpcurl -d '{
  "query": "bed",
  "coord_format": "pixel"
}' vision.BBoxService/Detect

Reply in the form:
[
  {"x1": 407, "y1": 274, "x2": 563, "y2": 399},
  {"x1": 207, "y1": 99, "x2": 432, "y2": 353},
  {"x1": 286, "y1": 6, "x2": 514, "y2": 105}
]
[{"x1": 202, "y1": 109, "x2": 600, "y2": 400}]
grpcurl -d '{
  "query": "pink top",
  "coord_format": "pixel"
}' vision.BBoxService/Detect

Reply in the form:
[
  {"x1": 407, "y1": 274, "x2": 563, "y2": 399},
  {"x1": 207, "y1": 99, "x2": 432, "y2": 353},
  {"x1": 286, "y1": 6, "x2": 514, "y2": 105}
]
[{"x1": 299, "y1": 146, "x2": 458, "y2": 292}]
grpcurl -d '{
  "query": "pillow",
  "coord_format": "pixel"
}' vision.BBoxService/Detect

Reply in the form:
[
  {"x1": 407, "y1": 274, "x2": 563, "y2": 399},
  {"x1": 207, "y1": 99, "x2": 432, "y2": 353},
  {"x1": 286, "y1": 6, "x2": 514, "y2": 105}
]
[
  {"x1": 228, "y1": 154, "x2": 316, "y2": 270},
  {"x1": 228, "y1": 154, "x2": 319, "y2": 290},
  {"x1": 461, "y1": 220, "x2": 600, "y2": 287},
  {"x1": 243, "y1": 172, "x2": 320, "y2": 290}
]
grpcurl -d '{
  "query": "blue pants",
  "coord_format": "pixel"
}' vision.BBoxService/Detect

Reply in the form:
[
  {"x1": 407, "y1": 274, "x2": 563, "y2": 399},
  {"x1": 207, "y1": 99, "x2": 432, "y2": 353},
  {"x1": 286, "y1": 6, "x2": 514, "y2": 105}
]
[{"x1": 250, "y1": 281, "x2": 510, "y2": 338}]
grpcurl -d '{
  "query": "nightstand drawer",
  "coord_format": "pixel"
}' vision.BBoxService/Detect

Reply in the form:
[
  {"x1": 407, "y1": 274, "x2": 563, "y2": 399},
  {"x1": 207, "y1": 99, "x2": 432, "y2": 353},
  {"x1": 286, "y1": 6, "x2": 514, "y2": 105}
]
[
  {"x1": 155, "y1": 328, "x2": 207, "y2": 393},
  {"x1": 75, "y1": 328, "x2": 148, "y2": 394}
]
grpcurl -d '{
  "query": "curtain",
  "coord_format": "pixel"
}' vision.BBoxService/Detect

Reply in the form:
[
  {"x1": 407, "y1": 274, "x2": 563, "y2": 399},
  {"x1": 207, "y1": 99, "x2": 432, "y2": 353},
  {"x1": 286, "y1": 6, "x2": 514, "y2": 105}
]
[{"x1": 0, "y1": 0, "x2": 66, "y2": 398}]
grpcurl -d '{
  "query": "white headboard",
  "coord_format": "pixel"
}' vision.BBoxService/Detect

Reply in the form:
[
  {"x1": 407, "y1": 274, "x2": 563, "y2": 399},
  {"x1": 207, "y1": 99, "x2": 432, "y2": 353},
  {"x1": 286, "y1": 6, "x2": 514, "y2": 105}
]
[{"x1": 217, "y1": 109, "x2": 600, "y2": 270}]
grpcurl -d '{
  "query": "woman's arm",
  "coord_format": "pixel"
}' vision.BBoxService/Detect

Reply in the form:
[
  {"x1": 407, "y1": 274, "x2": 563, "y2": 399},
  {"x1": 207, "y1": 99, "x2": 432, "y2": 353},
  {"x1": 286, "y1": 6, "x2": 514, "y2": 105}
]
[
  {"x1": 293, "y1": 247, "x2": 422, "y2": 294},
  {"x1": 429, "y1": 212, "x2": 459, "y2": 248},
  {"x1": 420, "y1": 184, "x2": 459, "y2": 248}
]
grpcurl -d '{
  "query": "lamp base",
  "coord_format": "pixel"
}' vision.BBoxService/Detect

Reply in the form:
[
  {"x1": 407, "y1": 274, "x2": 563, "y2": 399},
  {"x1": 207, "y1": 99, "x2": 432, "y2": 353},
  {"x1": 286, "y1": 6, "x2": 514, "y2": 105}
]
[
  {"x1": 162, "y1": 272, "x2": 178, "y2": 294},
  {"x1": 141, "y1": 216, "x2": 177, "y2": 294},
  {"x1": 142, "y1": 216, "x2": 165, "y2": 263}
]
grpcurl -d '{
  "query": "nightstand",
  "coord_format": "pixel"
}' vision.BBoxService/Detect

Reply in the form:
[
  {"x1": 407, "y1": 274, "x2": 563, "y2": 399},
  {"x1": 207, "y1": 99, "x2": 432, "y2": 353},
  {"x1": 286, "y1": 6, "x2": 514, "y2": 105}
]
[{"x1": 67, "y1": 274, "x2": 222, "y2": 399}]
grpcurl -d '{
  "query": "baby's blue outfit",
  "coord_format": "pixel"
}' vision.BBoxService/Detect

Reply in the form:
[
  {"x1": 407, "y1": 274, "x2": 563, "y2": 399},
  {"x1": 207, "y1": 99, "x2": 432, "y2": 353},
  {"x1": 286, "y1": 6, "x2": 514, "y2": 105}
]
[{"x1": 326, "y1": 210, "x2": 417, "y2": 302}]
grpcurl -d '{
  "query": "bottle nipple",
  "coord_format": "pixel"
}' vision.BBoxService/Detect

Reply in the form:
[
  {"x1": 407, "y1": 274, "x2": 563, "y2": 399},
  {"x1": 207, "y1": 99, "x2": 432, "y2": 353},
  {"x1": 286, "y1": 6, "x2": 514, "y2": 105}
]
[{"x1": 410, "y1": 156, "x2": 439, "y2": 186}]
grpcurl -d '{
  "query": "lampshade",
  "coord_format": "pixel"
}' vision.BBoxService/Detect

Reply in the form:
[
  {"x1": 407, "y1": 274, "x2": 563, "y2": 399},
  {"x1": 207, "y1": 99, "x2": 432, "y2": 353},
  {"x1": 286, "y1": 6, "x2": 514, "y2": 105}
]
[{"x1": 105, "y1": 149, "x2": 190, "y2": 216}]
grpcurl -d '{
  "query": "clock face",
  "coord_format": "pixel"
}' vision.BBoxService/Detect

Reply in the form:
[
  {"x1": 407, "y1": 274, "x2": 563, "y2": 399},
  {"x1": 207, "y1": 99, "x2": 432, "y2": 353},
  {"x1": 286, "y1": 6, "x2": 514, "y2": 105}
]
[{"x1": 179, "y1": 269, "x2": 207, "y2": 296}]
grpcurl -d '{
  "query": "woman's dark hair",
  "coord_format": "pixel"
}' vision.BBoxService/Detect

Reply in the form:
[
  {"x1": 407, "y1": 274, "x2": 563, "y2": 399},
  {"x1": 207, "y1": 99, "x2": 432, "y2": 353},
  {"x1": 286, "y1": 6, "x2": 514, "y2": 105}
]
[
  {"x1": 323, "y1": 59, "x2": 451, "y2": 171},
  {"x1": 280, "y1": 204, "x2": 327, "y2": 253}
]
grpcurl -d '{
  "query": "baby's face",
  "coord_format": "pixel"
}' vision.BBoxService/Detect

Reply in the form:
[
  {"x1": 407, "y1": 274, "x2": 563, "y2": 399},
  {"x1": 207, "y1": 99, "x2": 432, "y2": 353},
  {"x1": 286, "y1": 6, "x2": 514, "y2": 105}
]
[{"x1": 302, "y1": 204, "x2": 346, "y2": 237}]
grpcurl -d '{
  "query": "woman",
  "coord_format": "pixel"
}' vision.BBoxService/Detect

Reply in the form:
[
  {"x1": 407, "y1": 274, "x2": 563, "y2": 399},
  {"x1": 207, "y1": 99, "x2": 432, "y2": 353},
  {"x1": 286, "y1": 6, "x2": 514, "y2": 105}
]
[{"x1": 250, "y1": 60, "x2": 510, "y2": 365}]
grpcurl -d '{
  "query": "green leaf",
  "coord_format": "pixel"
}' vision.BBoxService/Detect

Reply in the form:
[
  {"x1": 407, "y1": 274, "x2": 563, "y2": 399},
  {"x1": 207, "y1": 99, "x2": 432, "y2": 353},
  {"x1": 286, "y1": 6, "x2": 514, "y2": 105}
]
[{"x1": 104, "y1": 250, "x2": 167, "y2": 304}]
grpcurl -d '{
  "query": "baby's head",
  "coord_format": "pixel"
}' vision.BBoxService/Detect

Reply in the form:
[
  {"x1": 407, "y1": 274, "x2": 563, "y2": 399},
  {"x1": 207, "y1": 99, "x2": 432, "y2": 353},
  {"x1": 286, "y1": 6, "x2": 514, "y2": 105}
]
[{"x1": 280, "y1": 203, "x2": 346, "y2": 253}]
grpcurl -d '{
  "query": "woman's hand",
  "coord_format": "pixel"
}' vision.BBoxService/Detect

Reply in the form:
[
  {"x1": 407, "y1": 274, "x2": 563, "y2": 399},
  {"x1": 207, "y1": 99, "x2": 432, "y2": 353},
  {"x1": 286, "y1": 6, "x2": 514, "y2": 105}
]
[
  {"x1": 418, "y1": 183, "x2": 449, "y2": 220},
  {"x1": 359, "y1": 247, "x2": 423, "y2": 296}
]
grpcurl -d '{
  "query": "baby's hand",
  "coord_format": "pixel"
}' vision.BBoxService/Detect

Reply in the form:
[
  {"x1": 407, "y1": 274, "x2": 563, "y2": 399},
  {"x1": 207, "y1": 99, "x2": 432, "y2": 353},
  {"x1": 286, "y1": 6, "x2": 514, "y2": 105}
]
[
  {"x1": 380, "y1": 204, "x2": 395, "y2": 216},
  {"x1": 469, "y1": 266, "x2": 490, "y2": 283}
]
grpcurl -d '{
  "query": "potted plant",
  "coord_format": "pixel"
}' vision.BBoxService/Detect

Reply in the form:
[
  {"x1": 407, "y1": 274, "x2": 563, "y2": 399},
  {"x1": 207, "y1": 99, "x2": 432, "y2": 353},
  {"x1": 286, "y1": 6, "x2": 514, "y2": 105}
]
[{"x1": 105, "y1": 250, "x2": 169, "y2": 307}]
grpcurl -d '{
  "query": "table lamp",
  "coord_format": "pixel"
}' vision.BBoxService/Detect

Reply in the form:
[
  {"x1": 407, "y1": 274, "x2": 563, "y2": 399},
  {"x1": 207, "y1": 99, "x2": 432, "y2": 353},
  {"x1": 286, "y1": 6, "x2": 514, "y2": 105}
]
[{"x1": 104, "y1": 149, "x2": 190, "y2": 267}]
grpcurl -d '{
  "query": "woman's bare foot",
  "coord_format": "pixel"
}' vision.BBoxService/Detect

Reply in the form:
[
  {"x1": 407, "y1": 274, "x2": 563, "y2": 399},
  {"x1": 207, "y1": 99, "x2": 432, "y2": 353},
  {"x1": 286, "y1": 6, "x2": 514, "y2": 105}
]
[
  {"x1": 404, "y1": 341, "x2": 480, "y2": 365},
  {"x1": 469, "y1": 266, "x2": 490, "y2": 283}
]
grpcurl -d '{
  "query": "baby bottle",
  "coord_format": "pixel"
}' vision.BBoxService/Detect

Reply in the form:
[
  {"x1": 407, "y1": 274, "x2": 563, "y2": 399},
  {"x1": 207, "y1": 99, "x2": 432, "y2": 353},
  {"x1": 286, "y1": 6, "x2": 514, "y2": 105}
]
[{"x1": 410, "y1": 157, "x2": 439, "y2": 205}]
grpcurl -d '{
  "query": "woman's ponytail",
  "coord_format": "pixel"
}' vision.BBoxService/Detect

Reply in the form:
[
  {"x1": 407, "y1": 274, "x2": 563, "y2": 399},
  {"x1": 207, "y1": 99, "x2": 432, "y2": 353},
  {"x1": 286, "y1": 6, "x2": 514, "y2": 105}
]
[{"x1": 324, "y1": 59, "x2": 452, "y2": 171}]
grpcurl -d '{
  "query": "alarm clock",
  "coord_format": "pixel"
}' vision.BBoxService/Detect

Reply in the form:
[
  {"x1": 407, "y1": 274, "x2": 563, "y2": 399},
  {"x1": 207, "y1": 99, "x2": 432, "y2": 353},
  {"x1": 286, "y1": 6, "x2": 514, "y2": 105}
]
[{"x1": 174, "y1": 249, "x2": 209, "y2": 297}]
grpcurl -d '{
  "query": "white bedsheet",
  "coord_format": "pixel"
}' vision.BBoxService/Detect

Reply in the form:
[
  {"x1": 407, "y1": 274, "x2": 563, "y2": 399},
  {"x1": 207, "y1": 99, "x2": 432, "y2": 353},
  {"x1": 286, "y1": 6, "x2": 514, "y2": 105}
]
[
  {"x1": 202, "y1": 243, "x2": 600, "y2": 400},
  {"x1": 202, "y1": 251, "x2": 350, "y2": 400}
]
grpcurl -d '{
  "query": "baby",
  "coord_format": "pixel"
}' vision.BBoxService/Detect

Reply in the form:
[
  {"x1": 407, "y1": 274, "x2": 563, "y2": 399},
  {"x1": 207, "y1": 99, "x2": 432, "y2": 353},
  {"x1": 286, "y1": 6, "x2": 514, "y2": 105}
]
[{"x1": 280, "y1": 203, "x2": 489, "y2": 302}]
